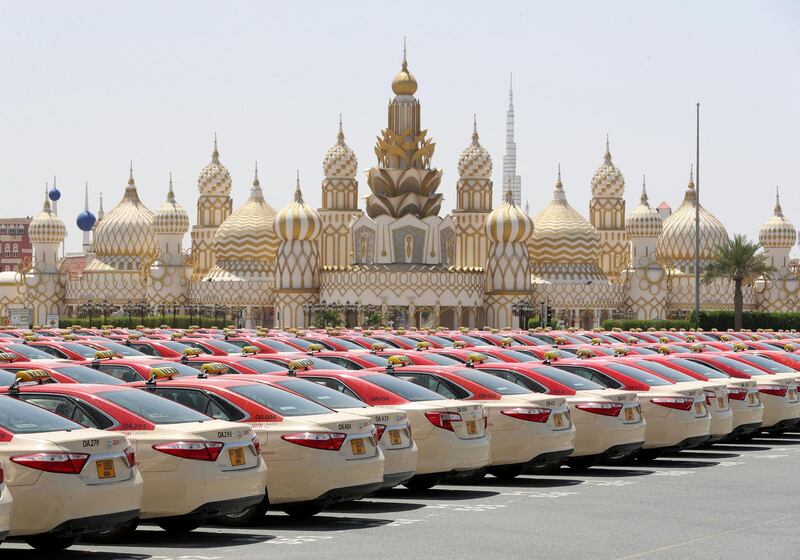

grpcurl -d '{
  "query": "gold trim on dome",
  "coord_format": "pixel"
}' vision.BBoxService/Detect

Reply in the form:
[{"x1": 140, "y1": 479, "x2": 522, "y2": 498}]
[
  {"x1": 274, "y1": 173, "x2": 322, "y2": 242},
  {"x1": 93, "y1": 169, "x2": 155, "y2": 257},
  {"x1": 759, "y1": 187, "x2": 796, "y2": 249},
  {"x1": 486, "y1": 188, "x2": 533, "y2": 244}
]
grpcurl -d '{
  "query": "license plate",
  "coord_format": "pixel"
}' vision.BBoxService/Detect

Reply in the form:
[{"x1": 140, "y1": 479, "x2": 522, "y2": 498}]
[
  {"x1": 553, "y1": 413, "x2": 563, "y2": 428},
  {"x1": 350, "y1": 438, "x2": 366, "y2": 455},
  {"x1": 228, "y1": 447, "x2": 246, "y2": 466},
  {"x1": 694, "y1": 403, "x2": 704, "y2": 415},
  {"x1": 717, "y1": 397, "x2": 725, "y2": 409},
  {"x1": 389, "y1": 429, "x2": 402, "y2": 445},
  {"x1": 748, "y1": 393, "x2": 757, "y2": 404},
  {"x1": 624, "y1": 407, "x2": 635, "y2": 421},
  {"x1": 466, "y1": 420, "x2": 478, "y2": 435},
  {"x1": 96, "y1": 459, "x2": 116, "y2": 479}
]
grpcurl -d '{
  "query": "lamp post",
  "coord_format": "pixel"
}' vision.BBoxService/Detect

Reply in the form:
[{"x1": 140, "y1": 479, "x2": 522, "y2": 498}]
[{"x1": 511, "y1": 299, "x2": 535, "y2": 330}]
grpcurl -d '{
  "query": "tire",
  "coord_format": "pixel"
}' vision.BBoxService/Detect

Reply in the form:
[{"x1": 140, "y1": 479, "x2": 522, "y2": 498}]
[
  {"x1": 215, "y1": 496, "x2": 268, "y2": 527},
  {"x1": 566, "y1": 456, "x2": 599, "y2": 471},
  {"x1": 24, "y1": 534, "x2": 79, "y2": 552},
  {"x1": 636, "y1": 449, "x2": 662, "y2": 462},
  {"x1": 280, "y1": 503, "x2": 325, "y2": 519},
  {"x1": 84, "y1": 518, "x2": 139, "y2": 543},
  {"x1": 457, "y1": 469, "x2": 487, "y2": 484},
  {"x1": 156, "y1": 518, "x2": 203, "y2": 534},
  {"x1": 403, "y1": 475, "x2": 440, "y2": 491},
  {"x1": 488, "y1": 464, "x2": 524, "y2": 481}
]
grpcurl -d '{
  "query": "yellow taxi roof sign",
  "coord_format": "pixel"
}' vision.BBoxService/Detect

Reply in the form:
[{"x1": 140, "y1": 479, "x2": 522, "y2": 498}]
[
  {"x1": 182, "y1": 347, "x2": 202, "y2": 356},
  {"x1": 200, "y1": 363, "x2": 228, "y2": 375},
  {"x1": 370, "y1": 342, "x2": 388, "y2": 351},
  {"x1": 542, "y1": 350, "x2": 560, "y2": 361},
  {"x1": 453, "y1": 340, "x2": 467, "y2": 348},
  {"x1": 467, "y1": 352, "x2": 488, "y2": 363},
  {"x1": 387, "y1": 354, "x2": 412, "y2": 365},
  {"x1": 415, "y1": 341, "x2": 431, "y2": 350},
  {"x1": 94, "y1": 350, "x2": 117, "y2": 360},
  {"x1": 0, "y1": 353, "x2": 17, "y2": 362},
  {"x1": 15, "y1": 369, "x2": 51, "y2": 383},
  {"x1": 241, "y1": 345, "x2": 259, "y2": 355},
  {"x1": 149, "y1": 367, "x2": 180, "y2": 380},
  {"x1": 288, "y1": 358, "x2": 314, "y2": 371},
  {"x1": 306, "y1": 343, "x2": 324, "y2": 353}
]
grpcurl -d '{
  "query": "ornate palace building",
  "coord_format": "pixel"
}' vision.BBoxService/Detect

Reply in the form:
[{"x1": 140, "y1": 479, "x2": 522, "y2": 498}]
[{"x1": 1, "y1": 52, "x2": 797, "y2": 329}]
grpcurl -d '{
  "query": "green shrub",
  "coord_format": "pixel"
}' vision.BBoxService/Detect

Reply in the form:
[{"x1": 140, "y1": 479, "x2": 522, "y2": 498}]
[{"x1": 602, "y1": 319, "x2": 693, "y2": 331}]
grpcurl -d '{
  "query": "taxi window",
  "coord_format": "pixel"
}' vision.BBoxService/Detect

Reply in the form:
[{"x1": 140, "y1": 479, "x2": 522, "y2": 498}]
[
  {"x1": 601, "y1": 363, "x2": 673, "y2": 386},
  {"x1": 455, "y1": 335, "x2": 490, "y2": 346},
  {"x1": 667, "y1": 358, "x2": 728, "y2": 379},
  {"x1": 129, "y1": 343, "x2": 158, "y2": 356},
  {"x1": 629, "y1": 361, "x2": 696, "y2": 383},
  {"x1": 274, "y1": 378, "x2": 367, "y2": 409},
  {"x1": 151, "y1": 388, "x2": 244, "y2": 421},
  {"x1": 183, "y1": 361, "x2": 233, "y2": 374},
  {"x1": 301, "y1": 377, "x2": 363, "y2": 400},
  {"x1": 317, "y1": 356, "x2": 362, "y2": 370},
  {"x1": 359, "y1": 337, "x2": 401, "y2": 348},
  {"x1": 255, "y1": 338, "x2": 299, "y2": 352},
  {"x1": 287, "y1": 338, "x2": 335, "y2": 351},
  {"x1": 482, "y1": 369, "x2": 548, "y2": 393},
  {"x1": 237, "y1": 359, "x2": 287, "y2": 373},
  {"x1": 52, "y1": 365, "x2": 126, "y2": 385},
  {"x1": 61, "y1": 343, "x2": 102, "y2": 358},
  {"x1": 95, "y1": 341, "x2": 147, "y2": 357},
  {"x1": 0, "y1": 396, "x2": 84, "y2": 433},
  {"x1": 734, "y1": 354, "x2": 795, "y2": 374},
  {"x1": 555, "y1": 366, "x2": 622, "y2": 389},
  {"x1": 416, "y1": 353, "x2": 461, "y2": 366},
  {"x1": 16, "y1": 395, "x2": 103, "y2": 429},
  {"x1": 423, "y1": 335, "x2": 454, "y2": 347},
  {"x1": 362, "y1": 374, "x2": 447, "y2": 402},
  {"x1": 99, "y1": 389, "x2": 211, "y2": 424},
  {"x1": 33, "y1": 345, "x2": 69, "y2": 359},
  {"x1": 0, "y1": 369, "x2": 19, "y2": 384},
  {"x1": 159, "y1": 341, "x2": 193, "y2": 353},
  {"x1": 149, "y1": 361, "x2": 206, "y2": 377},
  {"x1": 229, "y1": 384, "x2": 332, "y2": 416},
  {"x1": 392, "y1": 372, "x2": 468, "y2": 400},
  {"x1": 494, "y1": 350, "x2": 538, "y2": 362},
  {"x1": 328, "y1": 338, "x2": 363, "y2": 350},
  {"x1": 450, "y1": 369, "x2": 533, "y2": 395},
  {"x1": 353, "y1": 354, "x2": 390, "y2": 367},
  {"x1": 705, "y1": 356, "x2": 767, "y2": 376},
  {"x1": 269, "y1": 357, "x2": 345, "y2": 370},
  {"x1": 5, "y1": 344, "x2": 55, "y2": 360},
  {"x1": 202, "y1": 340, "x2": 245, "y2": 354},
  {"x1": 96, "y1": 364, "x2": 142, "y2": 383},
  {"x1": 529, "y1": 365, "x2": 606, "y2": 391}
]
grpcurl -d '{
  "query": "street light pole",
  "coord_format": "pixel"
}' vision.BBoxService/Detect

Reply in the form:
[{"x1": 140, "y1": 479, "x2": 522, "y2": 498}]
[{"x1": 694, "y1": 102, "x2": 701, "y2": 326}]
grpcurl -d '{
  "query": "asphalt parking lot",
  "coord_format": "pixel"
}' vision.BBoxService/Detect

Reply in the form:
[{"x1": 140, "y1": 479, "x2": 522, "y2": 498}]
[{"x1": 7, "y1": 432, "x2": 800, "y2": 559}]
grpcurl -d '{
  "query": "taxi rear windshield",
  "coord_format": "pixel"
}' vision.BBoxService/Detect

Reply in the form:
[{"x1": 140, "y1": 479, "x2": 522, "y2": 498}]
[
  {"x1": 236, "y1": 359, "x2": 287, "y2": 373},
  {"x1": 529, "y1": 365, "x2": 605, "y2": 390},
  {"x1": 52, "y1": 365, "x2": 125, "y2": 385},
  {"x1": 229, "y1": 384, "x2": 332, "y2": 416},
  {"x1": 415, "y1": 353, "x2": 461, "y2": 366},
  {"x1": 0, "y1": 396, "x2": 84, "y2": 433},
  {"x1": 451, "y1": 369, "x2": 532, "y2": 395},
  {"x1": 272, "y1": 378, "x2": 367, "y2": 409},
  {"x1": 704, "y1": 357, "x2": 767, "y2": 376},
  {"x1": 204, "y1": 340, "x2": 247, "y2": 353},
  {"x1": 601, "y1": 362, "x2": 672, "y2": 386},
  {"x1": 255, "y1": 338, "x2": 299, "y2": 352},
  {"x1": 97, "y1": 341, "x2": 147, "y2": 357},
  {"x1": 4, "y1": 344, "x2": 54, "y2": 360},
  {"x1": 362, "y1": 374, "x2": 446, "y2": 402},
  {"x1": 629, "y1": 361, "x2": 696, "y2": 383},
  {"x1": 666, "y1": 359, "x2": 728, "y2": 379},
  {"x1": 734, "y1": 354, "x2": 795, "y2": 374},
  {"x1": 99, "y1": 390, "x2": 211, "y2": 424},
  {"x1": 59, "y1": 343, "x2": 101, "y2": 358}
]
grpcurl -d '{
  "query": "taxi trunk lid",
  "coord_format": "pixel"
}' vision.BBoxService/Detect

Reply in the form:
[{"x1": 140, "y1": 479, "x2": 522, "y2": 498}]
[
  {"x1": 304, "y1": 411, "x2": 379, "y2": 460},
  {"x1": 153, "y1": 420, "x2": 259, "y2": 472},
  {"x1": 45, "y1": 428, "x2": 134, "y2": 485}
]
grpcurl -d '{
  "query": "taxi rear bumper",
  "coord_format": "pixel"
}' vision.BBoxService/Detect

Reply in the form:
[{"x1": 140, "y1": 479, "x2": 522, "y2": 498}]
[
  {"x1": 155, "y1": 495, "x2": 265, "y2": 522},
  {"x1": 382, "y1": 470, "x2": 415, "y2": 489},
  {"x1": 44, "y1": 509, "x2": 139, "y2": 538}
]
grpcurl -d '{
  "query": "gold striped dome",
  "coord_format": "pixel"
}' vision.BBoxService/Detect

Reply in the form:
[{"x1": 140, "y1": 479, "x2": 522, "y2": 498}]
[
  {"x1": 656, "y1": 169, "x2": 729, "y2": 267},
  {"x1": 759, "y1": 187, "x2": 796, "y2": 249},
  {"x1": 154, "y1": 175, "x2": 190, "y2": 235},
  {"x1": 626, "y1": 177, "x2": 662, "y2": 238},
  {"x1": 528, "y1": 169, "x2": 601, "y2": 264},
  {"x1": 323, "y1": 117, "x2": 357, "y2": 178},
  {"x1": 213, "y1": 165, "x2": 278, "y2": 261},
  {"x1": 198, "y1": 137, "x2": 232, "y2": 196},
  {"x1": 458, "y1": 117, "x2": 492, "y2": 179},
  {"x1": 486, "y1": 188, "x2": 533, "y2": 243},
  {"x1": 275, "y1": 175, "x2": 322, "y2": 241},
  {"x1": 93, "y1": 168, "x2": 155, "y2": 257},
  {"x1": 391, "y1": 48, "x2": 417, "y2": 96},
  {"x1": 591, "y1": 139, "x2": 625, "y2": 198},
  {"x1": 29, "y1": 194, "x2": 66, "y2": 245}
]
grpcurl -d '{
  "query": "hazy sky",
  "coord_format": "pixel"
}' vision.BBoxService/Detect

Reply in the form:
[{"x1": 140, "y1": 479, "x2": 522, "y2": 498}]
[{"x1": 1, "y1": 1, "x2": 798, "y2": 253}]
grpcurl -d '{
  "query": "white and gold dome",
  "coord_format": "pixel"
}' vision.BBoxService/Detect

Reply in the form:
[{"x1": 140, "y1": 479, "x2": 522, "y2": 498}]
[
  {"x1": 93, "y1": 166, "x2": 156, "y2": 257},
  {"x1": 626, "y1": 176, "x2": 663, "y2": 238},
  {"x1": 458, "y1": 116, "x2": 493, "y2": 179},
  {"x1": 323, "y1": 116, "x2": 357, "y2": 179},
  {"x1": 486, "y1": 188, "x2": 533, "y2": 243},
  {"x1": 198, "y1": 136, "x2": 232, "y2": 196},
  {"x1": 213, "y1": 164, "x2": 278, "y2": 261},
  {"x1": 590, "y1": 138, "x2": 625, "y2": 198},
  {"x1": 275, "y1": 174, "x2": 322, "y2": 242},
  {"x1": 528, "y1": 168, "x2": 601, "y2": 264},
  {"x1": 391, "y1": 50, "x2": 417, "y2": 96},
  {"x1": 154, "y1": 174, "x2": 190, "y2": 235},
  {"x1": 759, "y1": 187, "x2": 796, "y2": 249},
  {"x1": 656, "y1": 168, "x2": 729, "y2": 267},
  {"x1": 29, "y1": 192, "x2": 66, "y2": 245}
]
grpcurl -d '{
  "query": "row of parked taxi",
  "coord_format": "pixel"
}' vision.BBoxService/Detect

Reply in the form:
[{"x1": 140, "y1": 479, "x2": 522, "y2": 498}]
[{"x1": 0, "y1": 323, "x2": 798, "y2": 551}]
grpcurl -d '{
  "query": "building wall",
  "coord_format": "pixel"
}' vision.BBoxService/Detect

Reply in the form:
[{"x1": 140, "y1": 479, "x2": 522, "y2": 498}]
[{"x1": 0, "y1": 218, "x2": 32, "y2": 272}]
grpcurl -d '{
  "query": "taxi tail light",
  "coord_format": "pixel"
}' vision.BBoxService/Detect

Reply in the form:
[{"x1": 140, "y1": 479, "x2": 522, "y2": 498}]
[
  {"x1": 500, "y1": 407, "x2": 551, "y2": 423},
  {"x1": 123, "y1": 445, "x2": 136, "y2": 468},
  {"x1": 152, "y1": 441, "x2": 224, "y2": 461},
  {"x1": 704, "y1": 390, "x2": 717, "y2": 405},
  {"x1": 0, "y1": 465, "x2": 3, "y2": 483},
  {"x1": 483, "y1": 411, "x2": 489, "y2": 430},
  {"x1": 374, "y1": 424, "x2": 387, "y2": 441},
  {"x1": 281, "y1": 432, "x2": 347, "y2": 451},
  {"x1": 574, "y1": 402, "x2": 623, "y2": 417},
  {"x1": 250, "y1": 435, "x2": 261, "y2": 455},
  {"x1": 424, "y1": 411, "x2": 462, "y2": 431},
  {"x1": 727, "y1": 386, "x2": 748, "y2": 401},
  {"x1": 759, "y1": 385, "x2": 788, "y2": 397},
  {"x1": 406, "y1": 421, "x2": 412, "y2": 439},
  {"x1": 11, "y1": 452, "x2": 89, "y2": 474},
  {"x1": 650, "y1": 397, "x2": 694, "y2": 411}
]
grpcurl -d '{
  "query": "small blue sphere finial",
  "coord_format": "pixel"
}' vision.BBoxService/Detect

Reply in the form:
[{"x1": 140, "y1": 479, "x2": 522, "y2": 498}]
[
  {"x1": 76, "y1": 210, "x2": 97, "y2": 232},
  {"x1": 48, "y1": 185, "x2": 61, "y2": 201}
]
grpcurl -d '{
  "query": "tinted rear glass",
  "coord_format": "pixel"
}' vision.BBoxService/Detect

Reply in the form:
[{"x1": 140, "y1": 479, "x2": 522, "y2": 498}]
[
  {"x1": 96, "y1": 341, "x2": 147, "y2": 357},
  {"x1": 450, "y1": 369, "x2": 532, "y2": 395},
  {"x1": 528, "y1": 365, "x2": 605, "y2": 390},
  {"x1": 273, "y1": 378, "x2": 367, "y2": 409},
  {"x1": 52, "y1": 365, "x2": 126, "y2": 385},
  {"x1": 0, "y1": 396, "x2": 84, "y2": 433},
  {"x1": 630, "y1": 361, "x2": 695, "y2": 383},
  {"x1": 667, "y1": 358, "x2": 729, "y2": 379},
  {"x1": 362, "y1": 374, "x2": 446, "y2": 402},
  {"x1": 256, "y1": 338, "x2": 299, "y2": 352},
  {"x1": 495, "y1": 350, "x2": 538, "y2": 362},
  {"x1": 205, "y1": 340, "x2": 247, "y2": 353},
  {"x1": 5, "y1": 344, "x2": 54, "y2": 360},
  {"x1": 99, "y1": 390, "x2": 211, "y2": 424},
  {"x1": 329, "y1": 338, "x2": 363, "y2": 350},
  {"x1": 734, "y1": 354, "x2": 795, "y2": 374},
  {"x1": 417, "y1": 353, "x2": 461, "y2": 366},
  {"x1": 237, "y1": 359, "x2": 287, "y2": 373},
  {"x1": 229, "y1": 383, "x2": 332, "y2": 416},
  {"x1": 706, "y1": 357, "x2": 767, "y2": 376},
  {"x1": 159, "y1": 341, "x2": 192, "y2": 353},
  {"x1": 60, "y1": 343, "x2": 102, "y2": 358},
  {"x1": 601, "y1": 362, "x2": 673, "y2": 386}
]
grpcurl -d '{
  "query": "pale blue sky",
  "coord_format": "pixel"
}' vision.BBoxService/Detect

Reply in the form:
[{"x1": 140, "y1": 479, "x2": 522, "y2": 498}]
[{"x1": 1, "y1": 0, "x2": 798, "y2": 253}]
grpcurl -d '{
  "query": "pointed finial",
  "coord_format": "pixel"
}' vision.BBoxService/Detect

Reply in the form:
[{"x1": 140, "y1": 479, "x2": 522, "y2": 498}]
[
  {"x1": 294, "y1": 170, "x2": 304, "y2": 204},
  {"x1": 604, "y1": 135, "x2": 612, "y2": 163},
  {"x1": 688, "y1": 164, "x2": 695, "y2": 189},
  {"x1": 43, "y1": 182, "x2": 51, "y2": 212},
  {"x1": 337, "y1": 113, "x2": 345, "y2": 144},
  {"x1": 524, "y1": 200, "x2": 530, "y2": 214},
  {"x1": 471, "y1": 114, "x2": 479, "y2": 144},
  {"x1": 556, "y1": 164, "x2": 563, "y2": 188},
  {"x1": 53, "y1": 175, "x2": 57, "y2": 189},
  {"x1": 128, "y1": 161, "x2": 134, "y2": 186},
  {"x1": 403, "y1": 36, "x2": 407, "y2": 66},
  {"x1": 167, "y1": 172, "x2": 175, "y2": 202},
  {"x1": 253, "y1": 161, "x2": 260, "y2": 187},
  {"x1": 98, "y1": 192, "x2": 104, "y2": 215},
  {"x1": 211, "y1": 134, "x2": 220, "y2": 163},
  {"x1": 775, "y1": 186, "x2": 783, "y2": 216},
  {"x1": 640, "y1": 175, "x2": 649, "y2": 206},
  {"x1": 84, "y1": 181, "x2": 89, "y2": 211},
  {"x1": 509, "y1": 73, "x2": 514, "y2": 105}
]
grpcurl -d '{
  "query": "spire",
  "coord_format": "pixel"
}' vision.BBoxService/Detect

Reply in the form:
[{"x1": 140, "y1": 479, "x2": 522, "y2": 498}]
[
  {"x1": 337, "y1": 114, "x2": 345, "y2": 144},
  {"x1": 98, "y1": 192, "x2": 105, "y2": 219},
  {"x1": 640, "y1": 175, "x2": 649, "y2": 206},
  {"x1": 403, "y1": 36, "x2": 407, "y2": 66},
  {"x1": 509, "y1": 73, "x2": 513, "y2": 107},
  {"x1": 471, "y1": 113, "x2": 479, "y2": 144},
  {"x1": 294, "y1": 170, "x2": 304, "y2": 204},
  {"x1": 504, "y1": 177, "x2": 514, "y2": 205},
  {"x1": 604, "y1": 134, "x2": 612, "y2": 164},
  {"x1": 775, "y1": 186, "x2": 784, "y2": 217},
  {"x1": 167, "y1": 172, "x2": 176, "y2": 203},
  {"x1": 43, "y1": 183, "x2": 51, "y2": 211},
  {"x1": 250, "y1": 161, "x2": 263, "y2": 200},
  {"x1": 556, "y1": 164, "x2": 563, "y2": 188},
  {"x1": 128, "y1": 161, "x2": 135, "y2": 187},
  {"x1": 211, "y1": 133, "x2": 220, "y2": 163},
  {"x1": 688, "y1": 164, "x2": 695, "y2": 189},
  {"x1": 253, "y1": 161, "x2": 259, "y2": 187},
  {"x1": 84, "y1": 182, "x2": 89, "y2": 211},
  {"x1": 503, "y1": 72, "x2": 522, "y2": 205},
  {"x1": 554, "y1": 165, "x2": 566, "y2": 202},
  {"x1": 524, "y1": 200, "x2": 530, "y2": 214}
]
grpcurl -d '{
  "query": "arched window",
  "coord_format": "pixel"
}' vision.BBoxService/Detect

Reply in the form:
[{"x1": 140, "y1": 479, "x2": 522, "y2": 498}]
[
  {"x1": 12, "y1": 244, "x2": 18, "y2": 257},
  {"x1": 3, "y1": 244, "x2": 9, "y2": 257}
]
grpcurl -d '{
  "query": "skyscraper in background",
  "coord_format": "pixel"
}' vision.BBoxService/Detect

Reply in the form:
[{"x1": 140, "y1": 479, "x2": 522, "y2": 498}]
[{"x1": 502, "y1": 75, "x2": 522, "y2": 206}]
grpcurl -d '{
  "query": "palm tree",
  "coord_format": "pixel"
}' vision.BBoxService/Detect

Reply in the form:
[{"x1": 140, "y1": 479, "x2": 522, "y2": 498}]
[{"x1": 703, "y1": 234, "x2": 775, "y2": 330}]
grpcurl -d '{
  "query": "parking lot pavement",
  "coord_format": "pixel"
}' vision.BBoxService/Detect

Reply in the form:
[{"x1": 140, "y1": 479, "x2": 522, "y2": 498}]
[{"x1": 7, "y1": 432, "x2": 800, "y2": 559}]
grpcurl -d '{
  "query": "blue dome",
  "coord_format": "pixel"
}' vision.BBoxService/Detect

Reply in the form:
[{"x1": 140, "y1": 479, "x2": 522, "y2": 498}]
[
  {"x1": 48, "y1": 186, "x2": 61, "y2": 201},
  {"x1": 76, "y1": 210, "x2": 97, "y2": 232}
]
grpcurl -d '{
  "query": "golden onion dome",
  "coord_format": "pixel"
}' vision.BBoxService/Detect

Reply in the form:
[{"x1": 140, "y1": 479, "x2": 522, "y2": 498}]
[
  {"x1": 391, "y1": 47, "x2": 418, "y2": 96},
  {"x1": 458, "y1": 117, "x2": 493, "y2": 179},
  {"x1": 29, "y1": 192, "x2": 66, "y2": 245},
  {"x1": 759, "y1": 187, "x2": 796, "y2": 249},
  {"x1": 274, "y1": 174, "x2": 322, "y2": 241},
  {"x1": 485, "y1": 188, "x2": 534, "y2": 243},
  {"x1": 93, "y1": 166, "x2": 155, "y2": 257},
  {"x1": 322, "y1": 116, "x2": 358, "y2": 178},
  {"x1": 590, "y1": 138, "x2": 625, "y2": 198},
  {"x1": 213, "y1": 164, "x2": 278, "y2": 261},
  {"x1": 528, "y1": 168, "x2": 601, "y2": 264},
  {"x1": 198, "y1": 136, "x2": 232, "y2": 196},
  {"x1": 656, "y1": 168, "x2": 729, "y2": 267},
  {"x1": 153, "y1": 174, "x2": 190, "y2": 235},
  {"x1": 626, "y1": 176, "x2": 663, "y2": 238}
]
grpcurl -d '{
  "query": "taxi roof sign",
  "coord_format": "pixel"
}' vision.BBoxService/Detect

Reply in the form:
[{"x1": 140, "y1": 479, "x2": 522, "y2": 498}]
[
  {"x1": 306, "y1": 343, "x2": 324, "y2": 353},
  {"x1": 16, "y1": 369, "x2": 51, "y2": 383},
  {"x1": 387, "y1": 354, "x2": 412, "y2": 365},
  {"x1": 94, "y1": 350, "x2": 117, "y2": 360},
  {"x1": 241, "y1": 346, "x2": 259, "y2": 355},
  {"x1": 452, "y1": 340, "x2": 468, "y2": 349},
  {"x1": 182, "y1": 347, "x2": 202, "y2": 356},
  {"x1": 200, "y1": 362, "x2": 228, "y2": 375},
  {"x1": 467, "y1": 352, "x2": 488, "y2": 364},
  {"x1": 288, "y1": 358, "x2": 313, "y2": 371},
  {"x1": 0, "y1": 353, "x2": 17, "y2": 362},
  {"x1": 415, "y1": 341, "x2": 431, "y2": 350},
  {"x1": 149, "y1": 367, "x2": 180, "y2": 380}
]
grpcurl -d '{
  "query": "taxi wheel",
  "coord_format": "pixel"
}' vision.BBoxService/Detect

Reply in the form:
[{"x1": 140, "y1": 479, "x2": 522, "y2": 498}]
[
  {"x1": 403, "y1": 475, "x2": 440, "y2": 491},
  {"x1": 156, "y1": 518, "x2": 203, "y2": 534},
  {"x1": 216, "y1": 498, "x2": 269, "y2": 527},
  {"x1": 458, "y1": 469, "x2": 487, "y2": 484},
  {"x1": 566, "y1": 456, "x2": 598, "y2": 471},
  {"x1": 281, "y1": 503, "x2": 325, "y2": 519},
  {"x1": 488, "y1": 464, "x2": 524, "y2": 481},
  {"x1": 84, "y1": 519, "x2": 139, "y2": 543},
  {"x1": 24, "y1": 534, "x2": 79, "y2": 552}
]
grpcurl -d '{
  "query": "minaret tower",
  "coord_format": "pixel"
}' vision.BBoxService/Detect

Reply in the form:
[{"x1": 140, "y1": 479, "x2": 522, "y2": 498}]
[
  {"x1": 589, "y1": 136, "x2": 627, "y2": 280},
  {"x1": 274, "y1": 173, "x2": 322, "y2": 328},
  {"x1": 191, "y1": 135, "x2": 233, "y2": 275},
  {"x1": 149, "y1": 174, "x2": 191, "y2": 308},
  {"x1": 454, "y1": 115, "x2": 493, "y2": 269},
  {"x1": 24, "y1": 190, "x2": 67, "y2": 326},
  {"x1": 502, "y1": 75, "x2": 522, "y2": 205},
  {"x1": 319, "y1": 115, "x2": 360, "y2": 269}
]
